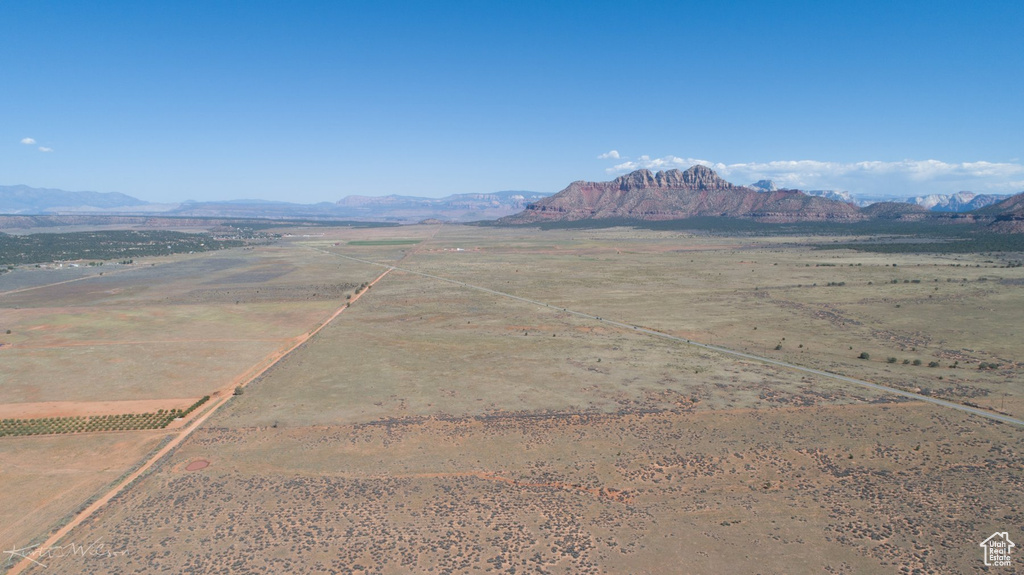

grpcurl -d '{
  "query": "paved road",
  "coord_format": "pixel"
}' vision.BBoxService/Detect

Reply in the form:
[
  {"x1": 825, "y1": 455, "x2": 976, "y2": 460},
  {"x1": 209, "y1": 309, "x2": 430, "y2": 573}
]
[{"x1": 325, "y1": 250, "x2": 1024, "y2": 428}]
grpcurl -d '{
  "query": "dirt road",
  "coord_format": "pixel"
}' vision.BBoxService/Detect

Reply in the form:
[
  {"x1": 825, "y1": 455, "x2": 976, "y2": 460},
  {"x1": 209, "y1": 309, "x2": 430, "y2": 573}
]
[{"x1": 5, "y1": 267, "x2": 393, "y2": 575}]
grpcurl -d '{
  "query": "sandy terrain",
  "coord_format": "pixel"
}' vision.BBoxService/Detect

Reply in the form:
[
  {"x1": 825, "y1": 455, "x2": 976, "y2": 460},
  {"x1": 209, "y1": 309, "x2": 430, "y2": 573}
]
[
  {"x1": 0, "y1": 432, "x2": 168, "y2": 555},
  {"x1": 0, "y1": 399, "x2": 202, "y2": 420},
  {"x1": 4, "y1": 224, "x2": 1023, "y2": 574},
  {"x1": 4, "y1": 265, "x2": 393, "y2": 575}
]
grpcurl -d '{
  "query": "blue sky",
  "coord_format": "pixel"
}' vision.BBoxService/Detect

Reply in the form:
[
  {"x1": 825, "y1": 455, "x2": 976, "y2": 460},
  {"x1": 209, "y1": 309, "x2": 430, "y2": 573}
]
[{"x1": 4, "y1": 1, "x2": 1022, "y2": 202}]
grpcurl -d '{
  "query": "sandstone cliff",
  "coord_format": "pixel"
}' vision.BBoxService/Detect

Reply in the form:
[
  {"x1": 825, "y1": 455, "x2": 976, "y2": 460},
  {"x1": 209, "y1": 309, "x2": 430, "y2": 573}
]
[{"x1": 499, "y1": 166, "x2": 864, "y2": 224}]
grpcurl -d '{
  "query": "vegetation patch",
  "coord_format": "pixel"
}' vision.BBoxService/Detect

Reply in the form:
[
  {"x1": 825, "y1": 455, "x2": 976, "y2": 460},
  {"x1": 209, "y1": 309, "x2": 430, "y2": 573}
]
[
  {"x1": 812, "y1": 232, "x2": 1024, "y2": 254},
  {"x1": 488, "y1": 216, "x2": 1024, "y2": 254},
  {"x1": 0, "y1": 396, "x2": 209, "y2": 437},
  {"x1": 0, "y1": 230, "x2": 243, "y2": 266}
]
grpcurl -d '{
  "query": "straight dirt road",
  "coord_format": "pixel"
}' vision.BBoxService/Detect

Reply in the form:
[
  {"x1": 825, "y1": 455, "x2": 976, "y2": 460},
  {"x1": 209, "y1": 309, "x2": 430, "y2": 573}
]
[{"x1": 5, "y1": 267, "x2": 393, "y2": 575}]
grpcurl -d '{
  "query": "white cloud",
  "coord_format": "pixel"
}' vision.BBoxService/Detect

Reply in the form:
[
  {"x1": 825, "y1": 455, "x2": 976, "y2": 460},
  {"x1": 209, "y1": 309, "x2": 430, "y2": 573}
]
[
  {"x1": 38, "y1": 146, "x2": 53, "y2": 153},
  {"x1": 21, "y1": 137, "x2": 36, "y2": 145},
  {"x1": 611, "y1": 155, "x2": 697, "y2": 172},
  {"x1": 602, "y1": 155, "x2": 1024, "y2": 197},
  {"x1": 597, "y1": 150, "x2": 620, "y2": 160}
]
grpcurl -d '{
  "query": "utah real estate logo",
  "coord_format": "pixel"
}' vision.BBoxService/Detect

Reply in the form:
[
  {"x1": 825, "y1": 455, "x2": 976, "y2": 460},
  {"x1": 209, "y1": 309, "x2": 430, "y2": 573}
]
[{"x1": 980, "y1": 532, "x2": 1015, "y2": 567}]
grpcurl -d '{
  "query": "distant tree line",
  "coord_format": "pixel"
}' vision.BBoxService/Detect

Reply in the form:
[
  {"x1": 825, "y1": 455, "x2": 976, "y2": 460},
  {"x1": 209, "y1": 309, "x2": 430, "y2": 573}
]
[
  {"x1": 0, "y1": 230, "x2": 244, "y2": 266},
  {"x1": 813, "y1": 232, "x2": 1024, "y2": 254},
  {"x1": 489, "y1": 216, "x2": 1022, "y2": 247}
]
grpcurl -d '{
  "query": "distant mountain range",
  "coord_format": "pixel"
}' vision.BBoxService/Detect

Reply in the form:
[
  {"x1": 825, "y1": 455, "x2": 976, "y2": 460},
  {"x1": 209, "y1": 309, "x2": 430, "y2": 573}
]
[
  {"x1": 0, "y1": 185, "x2": 149, "y2": 213},
  {"x1": 497, "y1": 166, "x2": 1024, "y2": 231},
  {"x1": 748, "y1": 180, "x2": 1012, "y2": 212},
  {"x1": 0, "y1": 186, "x2": 551, "y2": 223},
  {"x1": 3, "y1": 177, "x2": 1021, "y2": 230},
  {"x1": 905, "y1": 191, "x2": 1011, "y2": 212},
  {"x1": 332, "y1": 191, "x2": 549, "y2": 221}
]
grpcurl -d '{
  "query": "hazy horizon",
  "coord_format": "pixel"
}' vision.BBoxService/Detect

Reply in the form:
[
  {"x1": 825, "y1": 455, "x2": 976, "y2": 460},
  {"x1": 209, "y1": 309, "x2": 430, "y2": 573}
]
[{"x1": 3, "y1": 168, "x2": 1019, "y2": 207}]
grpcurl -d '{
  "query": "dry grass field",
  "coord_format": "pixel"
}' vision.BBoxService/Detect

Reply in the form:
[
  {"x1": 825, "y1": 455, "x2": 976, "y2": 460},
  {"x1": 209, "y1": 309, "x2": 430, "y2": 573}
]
[
  {"x1": 394, "y1": 226, "x2": 1024, "y2": 417},
  {"x1": 0, "y1": 432, "x2": 168, "y2": 553},
  {"x1": 4, "y1": 223, "x2": 1023, "y2": 574},
  {"x1": 0, "y1": 246, "x2": 384, "y2": 403},
  {"x1": 0, "y1": 238, "x2": 385, "y2": 571},
  {"x1": 39, "y1": 404, "x2": 1022, "y2": 574}
]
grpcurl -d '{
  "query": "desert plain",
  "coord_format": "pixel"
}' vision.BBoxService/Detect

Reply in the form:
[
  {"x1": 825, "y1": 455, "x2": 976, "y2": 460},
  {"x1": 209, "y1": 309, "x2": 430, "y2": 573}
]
[{"x1": 1, "y1": 222, "x2": 1022, "y2": 574}]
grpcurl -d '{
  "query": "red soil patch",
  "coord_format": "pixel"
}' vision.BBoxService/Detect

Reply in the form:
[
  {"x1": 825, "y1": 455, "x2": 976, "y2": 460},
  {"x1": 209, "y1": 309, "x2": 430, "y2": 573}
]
[{"x1": 185, "y1": 460, "x2": 210, "y2": 471}]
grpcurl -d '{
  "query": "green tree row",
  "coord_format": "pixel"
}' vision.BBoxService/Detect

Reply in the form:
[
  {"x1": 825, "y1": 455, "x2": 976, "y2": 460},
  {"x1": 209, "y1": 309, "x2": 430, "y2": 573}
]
[{"x1": 0, "y1": 396, "x2": 209, "y2": 437}]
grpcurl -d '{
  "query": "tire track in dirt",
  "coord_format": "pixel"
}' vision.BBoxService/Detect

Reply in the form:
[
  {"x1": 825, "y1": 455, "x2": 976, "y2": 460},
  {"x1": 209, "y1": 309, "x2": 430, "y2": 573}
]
[{"x1": 0, "y1": 266, "x2": 139, "y2": 298}]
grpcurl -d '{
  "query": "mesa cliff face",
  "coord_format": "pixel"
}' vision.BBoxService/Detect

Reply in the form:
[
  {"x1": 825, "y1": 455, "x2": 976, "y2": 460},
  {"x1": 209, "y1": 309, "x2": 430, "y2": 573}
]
[
  {"x1": 976, "y1": 193, "x2": 1024, "y2": 233},
  {"x1": 498, "y1": 165, "x2": 864, "y2": 224}
]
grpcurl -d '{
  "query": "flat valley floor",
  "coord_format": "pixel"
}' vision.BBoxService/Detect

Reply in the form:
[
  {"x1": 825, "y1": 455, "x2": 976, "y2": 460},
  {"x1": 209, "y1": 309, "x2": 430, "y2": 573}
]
[{"x1": 2, "y1": 224, "x2": 1023, "y2": 574}]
